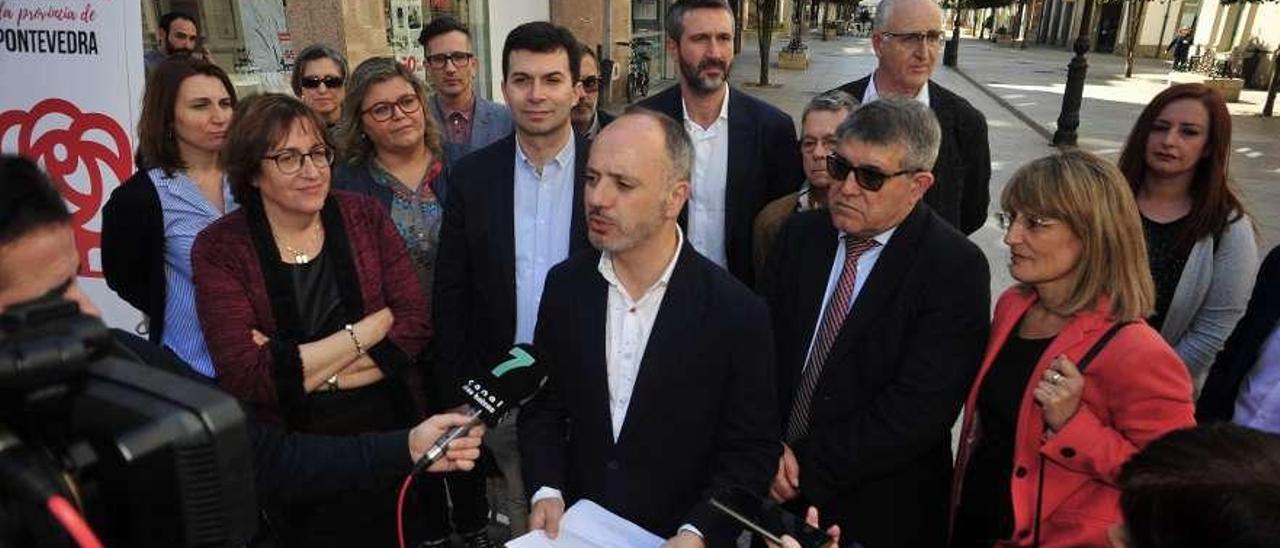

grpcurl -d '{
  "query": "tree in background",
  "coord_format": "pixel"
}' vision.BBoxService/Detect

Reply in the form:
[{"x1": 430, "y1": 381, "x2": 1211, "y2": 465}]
[{"x1": 755, "y1": 0, "x2": 782, "y2": 85}]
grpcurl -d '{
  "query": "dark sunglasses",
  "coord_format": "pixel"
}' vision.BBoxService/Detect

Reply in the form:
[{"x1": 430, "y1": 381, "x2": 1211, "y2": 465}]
[
  {"x1": 426, "y1": 51, "x2": 475, "y2": 69},
  {"x1": 826, "y1": 153, "x2": 920, "y2": 191},
  {"x1": 300, "y1": 76, "x2": 344, "y2": 89},
  {"x1": 579, "y1": 75, "x2": 601, "y2": 92}
]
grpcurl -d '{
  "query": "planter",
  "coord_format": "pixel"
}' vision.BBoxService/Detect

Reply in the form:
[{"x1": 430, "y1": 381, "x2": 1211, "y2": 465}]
[{"x1": 1202, "y1": 77, "x2": 1244, "y2": 102}]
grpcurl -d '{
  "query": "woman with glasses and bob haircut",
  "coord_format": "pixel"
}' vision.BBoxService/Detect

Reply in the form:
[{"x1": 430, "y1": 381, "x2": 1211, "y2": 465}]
[
  {"x1": 1118, "y1": 83, "x2": 1258, "y2": 392},
  {"x1": 191, "y1": 93, "x2": 429, "y2": 546},
  {"x1": 948, "y1": 150, "x2": 1195, "y2": 548},
  {"x1": 291, "y1": 43, "x2": 349, "y2": 132},
  {"x1": 102, "y1": 57, "x2": 236, "y2": 378}
]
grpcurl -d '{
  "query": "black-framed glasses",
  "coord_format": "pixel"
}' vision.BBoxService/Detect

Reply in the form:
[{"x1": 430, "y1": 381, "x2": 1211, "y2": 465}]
[
  {"x1": 881, "y1": 30, "x2": 946, "y2": 47},
  {"x1": 995, "y1": 211, "x2": 1062, "y2": 232},
  {"x1": 826, "y1": 153, "x2": 920, "y2": 191},
  {"x1": 263, "y1": 145, "x2": 335, "y2": 174},
  {"x1": 362, "y1": 94, "x2": 422, "y2": 122},
  {"x1": 300, "y1": 75, "x2": 344, "y2": 89},
  {"x1": 579, "y1": 75, "x2": 601, "y2": 92},
  {"x1": 425, "y1": 51, "x2": 475, "y2": 69}
]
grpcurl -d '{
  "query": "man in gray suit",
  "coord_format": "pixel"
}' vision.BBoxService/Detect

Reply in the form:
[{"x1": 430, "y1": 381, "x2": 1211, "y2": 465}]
[{"x1": 420, "y1": 16, "x2": 514, "y2": 167}]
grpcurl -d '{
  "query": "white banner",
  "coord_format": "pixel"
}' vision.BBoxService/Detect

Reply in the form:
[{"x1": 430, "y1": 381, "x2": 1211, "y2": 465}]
[{"x1": 0, "y1": 0, "x2": 145, "y2": 331}]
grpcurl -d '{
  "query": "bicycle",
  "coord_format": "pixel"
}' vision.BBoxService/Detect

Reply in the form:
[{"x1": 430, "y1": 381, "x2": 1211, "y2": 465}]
[{"x1": 616, "y1": 38, "x2": 653, "y2": 103}]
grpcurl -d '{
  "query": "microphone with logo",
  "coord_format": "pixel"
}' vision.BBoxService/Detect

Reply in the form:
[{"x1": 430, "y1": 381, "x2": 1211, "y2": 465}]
[{"x1": 410, "y1": 343, "x2": 547, "y2": 475}]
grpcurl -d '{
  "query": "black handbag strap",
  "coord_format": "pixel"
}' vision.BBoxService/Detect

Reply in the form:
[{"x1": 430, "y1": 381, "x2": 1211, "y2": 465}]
[{"x1": 1032, "y1": 320, "x2": 1134, "y2": 547}]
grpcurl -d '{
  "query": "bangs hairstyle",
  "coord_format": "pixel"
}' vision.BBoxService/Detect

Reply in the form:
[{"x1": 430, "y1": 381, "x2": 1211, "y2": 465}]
[
  {"x1": 1001, "y1": 150, "x2": 1154, "y2": 322},
  {"x1": 138, "y1": 58, "x2": 236, "y2": 175},
  {"x1": 1117, "y1": 83, "x2": 1245, "y2": 253},
  {"x1": 221, "y1": 94, "x2": 332, "y2": 205},
  {"x1": 335, "y1": 57, "x2": 441, "y2": 164}
]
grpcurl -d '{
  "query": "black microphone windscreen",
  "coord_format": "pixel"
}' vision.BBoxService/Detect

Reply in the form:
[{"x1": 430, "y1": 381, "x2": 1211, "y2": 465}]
[{"x1": 461, "y1": 344, "x2": 548, "y2": 419}]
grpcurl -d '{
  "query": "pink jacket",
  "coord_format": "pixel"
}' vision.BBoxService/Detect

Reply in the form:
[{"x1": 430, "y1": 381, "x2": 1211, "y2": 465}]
[{"x1": 950, "y1": 288, "x2": 1195, "y2": 546}]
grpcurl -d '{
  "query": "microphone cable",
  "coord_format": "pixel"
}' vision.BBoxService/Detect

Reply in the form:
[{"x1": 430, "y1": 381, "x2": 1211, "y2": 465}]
[{"x1": 45, "y1": 494, "x2": 103, "y2": 548}]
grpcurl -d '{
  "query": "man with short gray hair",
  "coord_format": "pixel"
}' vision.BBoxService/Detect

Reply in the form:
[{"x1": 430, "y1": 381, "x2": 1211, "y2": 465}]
[
  {"x1": 832, "y1": 0, "x2": 990, "y2": 236},
  {"x1": 762, "y1": 97, "x2": 990, "y2": 546},
  {"x1": 752, "y1": 90, "x2": 858, "y2": 281}
]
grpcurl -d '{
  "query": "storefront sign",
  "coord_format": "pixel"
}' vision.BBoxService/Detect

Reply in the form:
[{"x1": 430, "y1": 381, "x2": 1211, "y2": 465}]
[
  {"x1": 0, "y1": 0, "x2": 145, "y2": 330},
  {"x1": 390, "y1": 0, "x2": 427, "y2": 81}
]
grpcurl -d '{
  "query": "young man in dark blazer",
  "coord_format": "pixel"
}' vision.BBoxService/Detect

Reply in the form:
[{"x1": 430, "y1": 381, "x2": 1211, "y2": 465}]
[
  {"x1": 637, "y1": 0, "x2": 803, "y2": 287},
  {"x1": 832, "y1": 0, "x2": 990, "y2": 235},
  {"x1": 761, "y1": 97, "x2": 990, "y2": 547},
  {"x1": 432, "y1": 22, "x2": 590, "y2": 536},
  {"x1": 1198, "y1": 246, "x2": 1280, "y2": 431},
  {"x1": 519, "y1": 109, "x2": 780, "y2": 548}
]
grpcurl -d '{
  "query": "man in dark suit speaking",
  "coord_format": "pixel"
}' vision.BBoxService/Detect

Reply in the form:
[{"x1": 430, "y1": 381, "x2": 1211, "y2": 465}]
[
  {"x1": 762, "y1": 97, "x2": 990, "y2": 547},
  {"x1": 519, "y1": 109, "x2": 780, "y2": 548},
  {"x1": 832, "y1": 0, "x2": 991, "y2": 235},
  {"x1": 638, "y1": 0, "x2": 802, "y2": 287}
]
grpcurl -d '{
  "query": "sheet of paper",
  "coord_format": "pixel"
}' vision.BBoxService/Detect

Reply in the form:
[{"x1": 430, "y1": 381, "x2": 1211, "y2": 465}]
[{"x1": 505, "y1": 499, "x2": 665, "y2": 548}]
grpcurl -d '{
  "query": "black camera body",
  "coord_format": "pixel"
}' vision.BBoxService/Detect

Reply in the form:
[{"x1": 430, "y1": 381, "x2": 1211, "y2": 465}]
[{"x1": 0, "y1": 296, "x2": 257, "y2": 546}]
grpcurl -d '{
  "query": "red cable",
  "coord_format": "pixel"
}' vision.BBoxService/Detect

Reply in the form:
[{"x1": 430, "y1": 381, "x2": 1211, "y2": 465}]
[
  {"x1": 397, "y1": 473, "x2": 415, "y2": 548},
  {"x1": 46, "y1": 495, "x2": 104, "y2": 548}
]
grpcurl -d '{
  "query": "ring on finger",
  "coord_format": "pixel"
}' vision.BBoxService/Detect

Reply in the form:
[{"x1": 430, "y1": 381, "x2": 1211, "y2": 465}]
[{"x1": 1050, "y1": 371, "x2": 1064, "y2": 385}]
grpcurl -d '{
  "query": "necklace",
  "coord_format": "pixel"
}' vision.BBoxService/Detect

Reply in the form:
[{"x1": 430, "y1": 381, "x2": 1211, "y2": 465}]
[{"x1": 276, "y1": 222, "x2": 323, "y2": 265}]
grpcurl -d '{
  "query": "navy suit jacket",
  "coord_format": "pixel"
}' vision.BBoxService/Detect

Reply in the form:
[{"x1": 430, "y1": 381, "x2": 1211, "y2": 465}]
[
  {"x1": 761, "y1": 205, "x2": 990, "y2": 547},
  {"x1": 834, "y1": 76, "x2": 991, "y2": 235},
  {"x1": 1199, "y1": 246, "x2": 1280, "y2": 421},
  {"x1": 518, "y1": 242, "x2": 781, "y2": 544},
  {"x1": 637, "y1": 85, "x2": 802, "y2": 286},
  {"x1": 431, "y1": 94, "x2": 514, "y2": 168},
  {"x1": 432, "y1": 134, "x2": 591, "y2": 404}
]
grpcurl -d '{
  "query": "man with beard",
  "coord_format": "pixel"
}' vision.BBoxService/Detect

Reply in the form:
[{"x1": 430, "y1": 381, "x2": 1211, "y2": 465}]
[
  {"x1": 637, "y1": 0, "x2": 802, "y2": 287},
  {"x1": 419, "y1": 16, "x2": 514, "y2": 167},
  {"x1": 519, "y1": 108, "x2": 779, "y2": 548},
  {"x1": 831, "y1": 0, "x2": 990, "y2": 236},
  {"x1": 571, "y1": 43, "x2": 615, "y2": 140},
  {"x1": 144, "y1": 11, "x2": 199, "y2": 74},
  {"x1": 434, "y1": 21, "x2": 591, "y2": 537}
]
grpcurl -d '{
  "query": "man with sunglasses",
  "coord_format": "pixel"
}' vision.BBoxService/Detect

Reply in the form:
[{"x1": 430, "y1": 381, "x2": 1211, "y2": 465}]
[
  {"x1": 571, "y1": 43, "x2": 616, "y2": 140},
  {"x1": 419, "y1": 16, "x2": 513, "y2": 166},
  {"x1": 832, "y1": 0, "x2": 990, "y2": 237},
  {"x1": 761, "y1": 97, "x2": 990, "y2": 547}
]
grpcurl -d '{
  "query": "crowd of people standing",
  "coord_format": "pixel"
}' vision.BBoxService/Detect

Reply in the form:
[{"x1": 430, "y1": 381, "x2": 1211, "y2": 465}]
[{"x1": 43, "y1": 0, "x2": 1280, "y2": 546}]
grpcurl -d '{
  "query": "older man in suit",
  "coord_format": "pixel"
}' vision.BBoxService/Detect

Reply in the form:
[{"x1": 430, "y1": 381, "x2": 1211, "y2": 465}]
[
  {"x1": 762, "y1": 97, "x2": 990, "y2": 547},
  {"x1": 519, "y1": 108, "x2": 780, "y2": 548},
  {"x1": 637, "y1": 0, "x2": 803, "y2": 287},
  {"x1": 572, "y1": 43, "x2": 616, "y2": 140},
  {"x1": 832, "y1": 0, "x2": 990, "y2": 235},
  {"x1": 420, "y1": 16, "x2": 514, "y2": 166}
]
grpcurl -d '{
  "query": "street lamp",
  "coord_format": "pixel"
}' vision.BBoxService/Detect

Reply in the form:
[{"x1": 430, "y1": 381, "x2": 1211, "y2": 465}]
[{"x1": 1052, "y1": 0, "x2": 1095, "y2": 147}]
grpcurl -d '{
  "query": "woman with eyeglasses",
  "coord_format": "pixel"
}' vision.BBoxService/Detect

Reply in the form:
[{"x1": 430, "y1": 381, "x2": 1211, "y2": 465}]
[
  {"x1": 102, "y1": 57, "x2": 236, "y2": 378},
  {"x1": 291, "y1": 43, "x2": 348, "y2": 133},
  {"x1": 1118, "y1": 83, "x2": 1258, "y2": 393},
  {"x1": 192, "y1": 94, "x2": 429, "y2": 546},
  {"x1": 948, "y1": 151, "x2": 1195, "y2": 547},
  {"x1": 333, "y1": 57, "x2": 493, "y2": 548}
]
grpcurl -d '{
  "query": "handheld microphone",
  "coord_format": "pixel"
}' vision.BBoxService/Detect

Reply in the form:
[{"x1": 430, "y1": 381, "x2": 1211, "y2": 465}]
[{"x1": 412, "y1": 343, "x2": 546, "y2": 473}]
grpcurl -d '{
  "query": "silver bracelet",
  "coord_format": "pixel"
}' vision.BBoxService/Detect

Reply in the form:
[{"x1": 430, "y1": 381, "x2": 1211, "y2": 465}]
[{"x1": 345, "y1": 323, "x2": 365, "y2": 355}]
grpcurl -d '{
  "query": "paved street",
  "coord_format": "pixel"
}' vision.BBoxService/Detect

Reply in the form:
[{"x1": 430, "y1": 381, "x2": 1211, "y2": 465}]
[{"x1": 622, "y1": 32, "x2": 1278, "y2": 298}]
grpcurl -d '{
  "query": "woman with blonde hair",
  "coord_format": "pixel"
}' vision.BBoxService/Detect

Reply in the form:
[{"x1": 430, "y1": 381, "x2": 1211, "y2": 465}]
[{"x1": 949, "y1": 150, "x2": 1195, "y2": 547}]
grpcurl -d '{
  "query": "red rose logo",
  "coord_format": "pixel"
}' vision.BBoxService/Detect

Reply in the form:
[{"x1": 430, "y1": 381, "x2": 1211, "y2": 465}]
[{"x1": 0, "y1": 98, "x2": 133, "y2": 278}]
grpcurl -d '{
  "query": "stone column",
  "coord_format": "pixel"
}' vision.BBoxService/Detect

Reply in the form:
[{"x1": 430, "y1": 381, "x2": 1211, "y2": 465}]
[{"x1": 285, "y1": 0, "x2": 392, "y2": 70}]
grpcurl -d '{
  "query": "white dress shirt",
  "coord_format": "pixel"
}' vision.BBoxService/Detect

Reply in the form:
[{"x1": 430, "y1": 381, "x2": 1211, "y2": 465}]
[
  {"x1": 682, "y1": 90, "x2": 730, "y2": 268},
  {"x1": 801, "y1": 228, "x2": 897, "y2": 370},
  {"x1": 513, "y1": 136, "x2": 577, "y2": 346},
  {"x1": 863, "y1": 70, "x2": 931, "y2": 106}
]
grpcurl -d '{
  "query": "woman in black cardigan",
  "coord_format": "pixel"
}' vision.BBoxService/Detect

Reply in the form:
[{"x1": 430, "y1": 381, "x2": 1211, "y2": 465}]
[{"x1": 102, "y1": 57, "x2": 237, "y2": 377}]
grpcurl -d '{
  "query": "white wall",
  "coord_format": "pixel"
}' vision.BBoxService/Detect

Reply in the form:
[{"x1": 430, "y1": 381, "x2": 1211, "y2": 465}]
[{"x1": 486, "y1": 0, "x2": 552, "y2": 100}]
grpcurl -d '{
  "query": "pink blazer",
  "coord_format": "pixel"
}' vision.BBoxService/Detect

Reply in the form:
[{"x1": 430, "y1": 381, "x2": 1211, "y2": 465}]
[{"x1": 951, "y1": 287, "x2": 1195, "y2": 547}]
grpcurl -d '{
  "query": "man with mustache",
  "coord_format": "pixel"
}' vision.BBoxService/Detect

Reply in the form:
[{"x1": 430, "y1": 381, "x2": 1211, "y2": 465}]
[
  {"x1": 637, "y1": 0, "x2": 803, "y2": 287},
  {"x1": 832, "y1": 0, "x2": 990, "y2": 236},
  {"x1": 571, "y1": 43, "x2": 616, "y2": 141},
  {"x1": 520, "y1": 108, "x2": 779, "y2": 548},
  {"x1": 761, "y1": 97, "x2": 989, "y2": 547},
  {"x1": 144, "y1": 11, "x2": 199, "y2": 74},
  {"x1": 419, "y1": 16, "x2": 514, "y2": 167}
]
